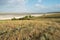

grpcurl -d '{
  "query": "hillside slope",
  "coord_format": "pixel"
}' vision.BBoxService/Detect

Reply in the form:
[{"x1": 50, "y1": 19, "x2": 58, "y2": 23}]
[
  {"x1": 41, "y1": 13, "x2": 60, "y2": 18},
  {"x1": 0, "y1": 20, "x2": 60, "y2": 40}
]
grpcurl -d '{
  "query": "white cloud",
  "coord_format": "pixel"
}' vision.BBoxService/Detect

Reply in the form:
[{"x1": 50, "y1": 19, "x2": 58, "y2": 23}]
[
  {"x1": 35, "y1": 3, "x2": 47, "y2": 9},
  {"x1": 40, "y1": 4, "x2": 60, "y2": 12},
  {"x1": 8, "y1": 0, "x2": 15, "y2": 3},
  {"x1": 7, "y1": 0, "x2": 26, "y2": 5},
  {"x1": 48, "y1": 4, "x2": 60, "y2": 10},
  {"x1": 35, "y1": 0, "x2": 47, "y2": 10},
  {"x1": 54, "y1": 4, "x2": 60, "y2": 8},
  {"x1": 7, "y1": 0, "x2": 27, "y2": 7},
  {"x1": 4, "y1": 0, "x2": 28, "y2": 12}
]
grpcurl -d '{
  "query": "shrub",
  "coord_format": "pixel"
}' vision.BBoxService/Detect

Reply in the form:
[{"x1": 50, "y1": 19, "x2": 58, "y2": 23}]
[
  {"x1": 19, "y1": 15, "x2": 34, "y2": 20},
  {"x1": 11, "y1": 17, "x2": 17, "y2": 20}
]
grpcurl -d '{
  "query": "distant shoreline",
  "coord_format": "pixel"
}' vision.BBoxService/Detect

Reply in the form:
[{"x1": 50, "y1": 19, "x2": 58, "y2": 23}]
[
  {"x1": 0, "y1": 12, "x2": 59, "y2": 15},
  {"x1": 0, "y1": 13, "x2": 60, "y2": 20},
  {"x1": 0, "y1": 14, "x2": 43, "y2": 20}
]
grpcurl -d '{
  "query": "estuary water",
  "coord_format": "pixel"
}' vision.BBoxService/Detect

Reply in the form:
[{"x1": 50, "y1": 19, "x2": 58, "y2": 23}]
[{"x1": 0, "y1": 14, "x2": 43, "y2": 20}]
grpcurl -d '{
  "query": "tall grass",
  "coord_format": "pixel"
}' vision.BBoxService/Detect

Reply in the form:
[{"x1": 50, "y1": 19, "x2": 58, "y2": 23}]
[
  {"x1": 0, "y1": 20, "x2": 60, "y2": 40},
  {"x1": 0, "y1": 13, "x2": 60, "y2": 40}
]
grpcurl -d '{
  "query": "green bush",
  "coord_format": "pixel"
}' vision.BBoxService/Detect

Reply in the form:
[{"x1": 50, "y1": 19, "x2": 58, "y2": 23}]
[
  {"x1": 11, "y1": 17, "x2": 17, "y2": 20},
  {"x1": 19, "y1": 15, "x2": 34, "y2": 20}
]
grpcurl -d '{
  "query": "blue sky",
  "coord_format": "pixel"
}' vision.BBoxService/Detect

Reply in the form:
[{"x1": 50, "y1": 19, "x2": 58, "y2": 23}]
[{"x1": 0, "y1": 0, "x2": 60, "y2": 13}]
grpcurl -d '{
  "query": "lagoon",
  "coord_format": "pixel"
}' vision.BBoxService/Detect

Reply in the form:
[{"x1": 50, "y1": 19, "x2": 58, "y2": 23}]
[{"x1": 0, "y1": 14, "x2": 43, "y2": 20}]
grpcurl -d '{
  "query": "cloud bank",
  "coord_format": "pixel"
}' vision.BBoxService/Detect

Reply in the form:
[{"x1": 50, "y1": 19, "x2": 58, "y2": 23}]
[{"x1": 0, "y1": 0, "x2": 60, "y2": 13}]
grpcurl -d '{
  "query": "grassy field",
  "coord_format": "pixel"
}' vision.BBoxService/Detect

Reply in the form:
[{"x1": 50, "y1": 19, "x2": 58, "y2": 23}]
[{"x1": 0, "y1": 13, "x2": 60, "y2": 40}]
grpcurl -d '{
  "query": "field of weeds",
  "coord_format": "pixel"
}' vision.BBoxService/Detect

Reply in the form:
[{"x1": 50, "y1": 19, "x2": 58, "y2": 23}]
[{"x1": 0, "y1": 19, "x2": 60, "y2": 40}]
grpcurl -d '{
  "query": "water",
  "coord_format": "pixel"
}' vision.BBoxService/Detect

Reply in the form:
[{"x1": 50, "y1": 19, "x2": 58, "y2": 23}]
[{"x1": 0, "y1": 14, "x2": 43, "y2": 20}]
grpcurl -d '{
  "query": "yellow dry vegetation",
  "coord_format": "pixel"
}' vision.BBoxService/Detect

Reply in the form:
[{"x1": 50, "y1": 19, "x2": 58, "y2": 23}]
[{"x1": 0, "y1": 20, "x2": 60, "y2": 40}]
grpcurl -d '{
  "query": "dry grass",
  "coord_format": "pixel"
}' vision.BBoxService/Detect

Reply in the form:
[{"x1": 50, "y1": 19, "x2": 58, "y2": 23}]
[{"x1": 0, "y1": 20, "x2": 60, "y2": 40}]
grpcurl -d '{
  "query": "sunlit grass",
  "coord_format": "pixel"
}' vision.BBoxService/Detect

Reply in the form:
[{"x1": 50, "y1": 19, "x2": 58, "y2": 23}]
[
  {"x1": 0, "y1": 13, "x2": 60, "y2": 40},
  {"x1": 0, "y1": 19, "x2": 60, "y2": 40}
]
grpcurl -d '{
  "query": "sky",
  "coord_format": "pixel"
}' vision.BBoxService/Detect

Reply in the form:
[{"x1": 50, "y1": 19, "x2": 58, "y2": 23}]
[{"x1": 0, "y1": 0, "x2": 60, "y2": 13}]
